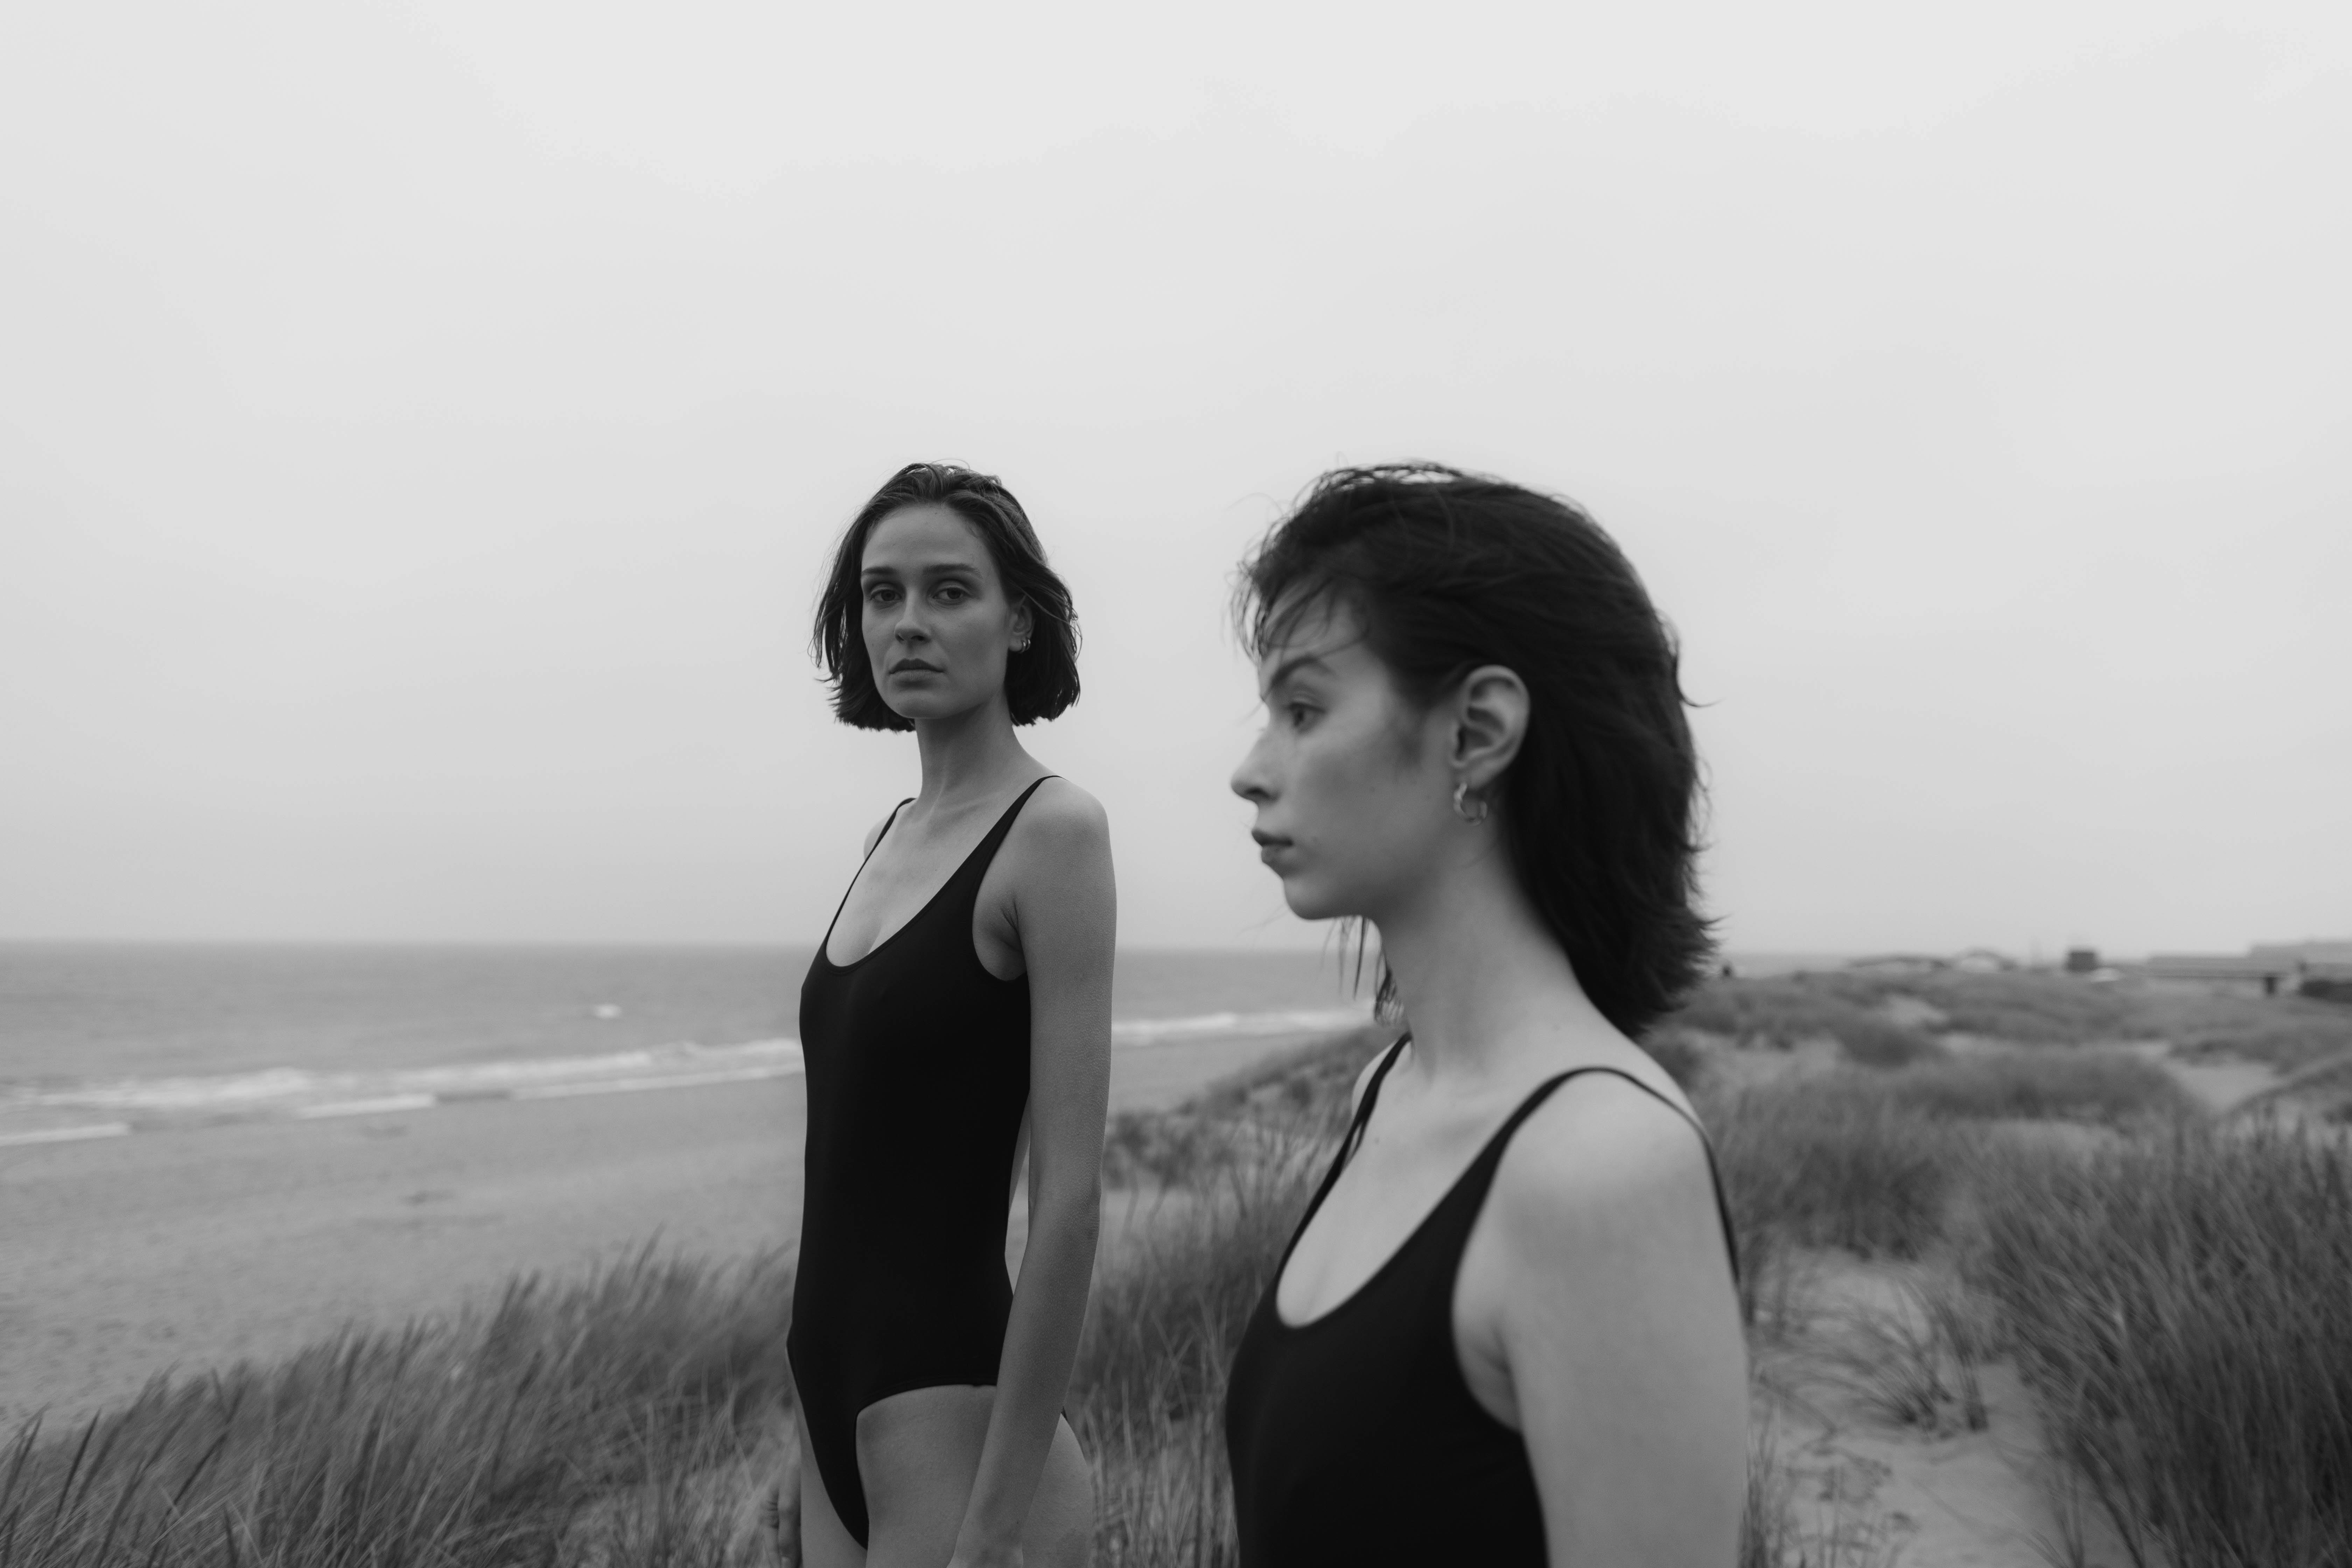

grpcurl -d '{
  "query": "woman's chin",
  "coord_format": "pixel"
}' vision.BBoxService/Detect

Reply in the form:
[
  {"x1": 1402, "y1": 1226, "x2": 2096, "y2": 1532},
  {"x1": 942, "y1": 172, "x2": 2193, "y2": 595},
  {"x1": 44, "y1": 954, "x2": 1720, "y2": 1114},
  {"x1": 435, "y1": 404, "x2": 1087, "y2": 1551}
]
[
  {"x1": 882, "y1": 690, "x2": 982, "y2": 725},
  {"x1": 1277, "y1": 878, "x2": 1349, "y2": 924}
]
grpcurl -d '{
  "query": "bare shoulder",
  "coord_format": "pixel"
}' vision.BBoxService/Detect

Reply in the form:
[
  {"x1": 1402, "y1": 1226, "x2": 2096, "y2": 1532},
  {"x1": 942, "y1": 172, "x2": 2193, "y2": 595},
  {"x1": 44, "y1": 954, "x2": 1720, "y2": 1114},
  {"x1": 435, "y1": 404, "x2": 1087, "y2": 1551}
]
[
  {"x1": 999, "y1": 777, "x2": 1113, "y2": 926},
  {"x1": 999, "y1": 777, "x2": 1115, "y2": 981},
  {"x1": 1487, "y1": 1068, "x2": 1720, "y2": 1261},
  {"x1": 1010, "y1": 776, "x2": 1111, "y2": 854},
  {"x1": 861, "y1": 803, "x2": 907, "y2": 855}
]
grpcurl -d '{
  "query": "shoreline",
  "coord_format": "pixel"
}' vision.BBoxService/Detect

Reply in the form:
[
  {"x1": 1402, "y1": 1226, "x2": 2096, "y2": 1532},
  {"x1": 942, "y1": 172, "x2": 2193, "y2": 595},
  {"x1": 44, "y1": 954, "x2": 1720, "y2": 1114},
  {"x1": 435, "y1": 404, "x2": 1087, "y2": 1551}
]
[{"x1": 0, "y1": 1028, "x2": 1332, "y2": 1431}]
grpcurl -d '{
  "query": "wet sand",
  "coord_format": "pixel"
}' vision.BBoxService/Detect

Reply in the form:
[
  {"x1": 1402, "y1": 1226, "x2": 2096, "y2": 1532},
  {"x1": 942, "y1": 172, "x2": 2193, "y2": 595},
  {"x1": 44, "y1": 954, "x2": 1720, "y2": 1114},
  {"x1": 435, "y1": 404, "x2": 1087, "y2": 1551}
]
[{"x1": 0, "y1": 1031, "x2": 1321, "y2": 1430}]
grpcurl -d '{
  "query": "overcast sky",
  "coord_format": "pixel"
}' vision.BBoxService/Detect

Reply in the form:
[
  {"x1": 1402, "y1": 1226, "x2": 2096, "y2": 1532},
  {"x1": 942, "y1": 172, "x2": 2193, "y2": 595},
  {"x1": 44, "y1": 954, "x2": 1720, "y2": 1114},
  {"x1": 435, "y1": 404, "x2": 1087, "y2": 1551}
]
[{"x1": 3, "y1": 0, "x2": 2346, "y2": 958}]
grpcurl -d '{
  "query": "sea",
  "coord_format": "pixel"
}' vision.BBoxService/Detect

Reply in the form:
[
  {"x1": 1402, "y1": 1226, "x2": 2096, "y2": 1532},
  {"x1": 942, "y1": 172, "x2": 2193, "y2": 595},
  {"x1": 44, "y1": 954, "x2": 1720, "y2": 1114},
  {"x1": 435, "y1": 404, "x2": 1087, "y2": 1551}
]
[{"x1": 0, "y1": 943, "x2": 1375, "y2": 1147}]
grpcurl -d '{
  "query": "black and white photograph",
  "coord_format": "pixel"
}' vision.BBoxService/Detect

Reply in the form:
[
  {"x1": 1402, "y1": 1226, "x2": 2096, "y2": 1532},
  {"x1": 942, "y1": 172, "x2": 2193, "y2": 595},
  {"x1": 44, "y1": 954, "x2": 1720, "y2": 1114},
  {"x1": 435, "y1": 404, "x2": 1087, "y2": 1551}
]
[{"x1": 3, "y1": 2, "x2": 2347, "y2": 1564}]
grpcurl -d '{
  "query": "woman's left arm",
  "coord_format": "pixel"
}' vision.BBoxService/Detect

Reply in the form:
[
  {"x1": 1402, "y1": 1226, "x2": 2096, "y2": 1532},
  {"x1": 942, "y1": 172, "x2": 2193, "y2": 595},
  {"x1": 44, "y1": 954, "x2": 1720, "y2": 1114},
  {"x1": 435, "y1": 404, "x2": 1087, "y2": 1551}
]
[
  {"x1": 1489, "y1": 1085, "x2": 1749, "y2": 1567},
  {"x1": 951, "y1": 784, "x2": 1114, "y2": 1567}
]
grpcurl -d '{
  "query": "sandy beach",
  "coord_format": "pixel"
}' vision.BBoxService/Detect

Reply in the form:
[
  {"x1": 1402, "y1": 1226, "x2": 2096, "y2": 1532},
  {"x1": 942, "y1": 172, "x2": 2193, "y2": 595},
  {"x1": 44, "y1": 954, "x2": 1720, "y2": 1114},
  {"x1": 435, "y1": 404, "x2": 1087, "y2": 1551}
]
[{"x1": 0, "y1": 1031, "x2": 1321, "y2": 1431}]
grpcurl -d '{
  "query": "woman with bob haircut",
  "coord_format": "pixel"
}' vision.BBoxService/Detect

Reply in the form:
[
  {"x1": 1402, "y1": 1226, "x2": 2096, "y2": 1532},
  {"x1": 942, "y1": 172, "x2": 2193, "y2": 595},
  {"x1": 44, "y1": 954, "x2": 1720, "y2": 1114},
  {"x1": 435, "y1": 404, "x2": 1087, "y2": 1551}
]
[
  {"x1": 792, "y1": 462, "x2": 1111, "y2": 1568},
  {"x1": 1222, "y1": 464, "x2": 1745, "y2": 1566}
]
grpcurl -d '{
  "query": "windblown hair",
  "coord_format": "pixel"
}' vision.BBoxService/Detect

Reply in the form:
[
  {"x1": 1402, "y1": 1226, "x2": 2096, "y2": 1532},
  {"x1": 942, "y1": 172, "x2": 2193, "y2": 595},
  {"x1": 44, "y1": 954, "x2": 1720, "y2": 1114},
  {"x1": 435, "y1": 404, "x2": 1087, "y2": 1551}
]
[
  {"x1": 1237, "y1": 463, "x2": 1713, "y2": 1036},
  {"x1": 814, "y1": 463, "x2": 1080, "y2": 730}
]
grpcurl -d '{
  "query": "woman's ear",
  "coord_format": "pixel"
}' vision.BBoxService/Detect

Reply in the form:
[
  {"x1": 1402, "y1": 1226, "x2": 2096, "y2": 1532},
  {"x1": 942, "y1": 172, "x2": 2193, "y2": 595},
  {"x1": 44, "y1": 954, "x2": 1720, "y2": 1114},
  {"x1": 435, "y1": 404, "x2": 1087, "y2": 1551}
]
[
  {"x1": 1008, "y1": 597, "x2": 1035, "y2": 652},
  {"x1": 1451, "y1": 664, "x2": 1529, "y2": 790}
]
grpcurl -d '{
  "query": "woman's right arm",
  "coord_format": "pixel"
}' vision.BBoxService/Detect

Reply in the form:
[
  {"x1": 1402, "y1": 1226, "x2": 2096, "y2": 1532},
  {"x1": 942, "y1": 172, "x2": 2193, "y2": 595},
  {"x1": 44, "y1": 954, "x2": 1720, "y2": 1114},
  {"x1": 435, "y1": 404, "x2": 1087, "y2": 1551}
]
[{"x1": 1486, "y1": 1080, "x2": 1749, "y2": 1565}]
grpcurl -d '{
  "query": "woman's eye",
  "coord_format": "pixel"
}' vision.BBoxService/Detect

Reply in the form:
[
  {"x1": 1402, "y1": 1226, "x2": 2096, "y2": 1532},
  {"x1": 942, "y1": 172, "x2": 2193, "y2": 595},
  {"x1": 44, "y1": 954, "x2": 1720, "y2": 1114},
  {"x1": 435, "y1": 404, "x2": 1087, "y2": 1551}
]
[
  {"x1": 1284, "y1": 701, "x2": 1318, "y2": 729},
  {"x1": 865, "y1": 584, "x2": 898, "y2": 606},
  {"x1": 934, "y1": 584, "x2": 970, "y2": 604}
]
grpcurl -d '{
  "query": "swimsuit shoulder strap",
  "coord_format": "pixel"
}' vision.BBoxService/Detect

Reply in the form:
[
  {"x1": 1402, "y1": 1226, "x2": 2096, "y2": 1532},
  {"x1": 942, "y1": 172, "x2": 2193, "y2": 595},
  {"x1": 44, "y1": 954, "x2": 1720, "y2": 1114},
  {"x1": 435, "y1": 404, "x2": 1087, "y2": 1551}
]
[
  {"x1": 1473, "y1": 1065, "x2": 1742, "y2": 1284},
  {"x1": 1336, "y1": 1032, "x2": 1410, "y2": 1169},
  {"x1": 1278, "y1": 1033, "x2": 1410, "y2": 1267},
  {"x1": 946, "y1": 774, "x2": 1057, "y2": 904},
  {"x1": 817, "y1": 798, "x2": 914, "y2": 950}
]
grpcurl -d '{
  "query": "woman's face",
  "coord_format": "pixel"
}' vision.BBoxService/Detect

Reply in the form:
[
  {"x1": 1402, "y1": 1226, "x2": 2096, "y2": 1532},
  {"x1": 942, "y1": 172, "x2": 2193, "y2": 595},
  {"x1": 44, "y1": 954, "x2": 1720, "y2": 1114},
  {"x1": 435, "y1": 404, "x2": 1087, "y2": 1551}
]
[
  {"x1": 860, "y1": 503, "x2": 1029, "y2": 726},
  {"x1": 1230, "y1": 599, "x2": 1459, "y2": 923}
]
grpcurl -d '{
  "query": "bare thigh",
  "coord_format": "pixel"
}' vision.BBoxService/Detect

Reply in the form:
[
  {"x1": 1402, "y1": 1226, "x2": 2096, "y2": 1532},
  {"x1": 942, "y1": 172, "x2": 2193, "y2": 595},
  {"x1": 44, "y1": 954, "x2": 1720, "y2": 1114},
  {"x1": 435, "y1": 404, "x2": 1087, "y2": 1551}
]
[{"x1": 857, "y1": 1386, "x2": 1093, "y2": 1568}]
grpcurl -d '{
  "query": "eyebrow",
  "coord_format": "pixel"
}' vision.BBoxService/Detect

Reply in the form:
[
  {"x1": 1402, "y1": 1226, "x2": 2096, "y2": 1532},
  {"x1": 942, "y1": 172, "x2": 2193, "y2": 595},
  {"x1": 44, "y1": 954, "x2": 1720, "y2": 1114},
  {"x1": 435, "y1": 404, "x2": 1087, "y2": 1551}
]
[
  {"x1": 860, "y1": 560, "x2": 985, "y2": 580},
  {"x1": 1260, "y1": 652, "x2": 1334, "y2": 698}
]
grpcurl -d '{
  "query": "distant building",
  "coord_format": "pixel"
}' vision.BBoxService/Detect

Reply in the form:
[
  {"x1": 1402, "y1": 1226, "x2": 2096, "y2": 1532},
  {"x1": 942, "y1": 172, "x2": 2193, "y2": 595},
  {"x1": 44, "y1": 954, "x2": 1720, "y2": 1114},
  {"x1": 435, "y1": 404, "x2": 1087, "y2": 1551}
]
[
  {"x1": 2063, "y1": 947, "x2": 2099, "y2": 974},
  {"x1": 1952, "y1": 948, "x2": 2016, "y2": 973},
  {"x1": 2148, "y1": 952, "x2": 2296, "y2": 995},
  {"x1": 2259, "y1": 940, "x2": 2352, "y2": 1001},
  {"x1": 2150, "y1": 940, "x2": 2352, "y2": 999}
]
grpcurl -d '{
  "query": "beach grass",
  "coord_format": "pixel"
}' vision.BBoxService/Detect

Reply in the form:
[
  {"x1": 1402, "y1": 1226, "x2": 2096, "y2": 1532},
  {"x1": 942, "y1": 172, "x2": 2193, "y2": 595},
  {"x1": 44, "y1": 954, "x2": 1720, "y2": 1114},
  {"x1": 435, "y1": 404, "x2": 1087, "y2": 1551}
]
[
  {"x1": 1657, "y1": 977, "x2": 1945, "y2": 1065},
  {"x1": 1100, "y1": 1024, "x2": 1384, "y2": 1190},
  {"x1": 2169, "y1": 1007, "x2": 2352, "y2": 1074},
  {"x1": 13, "y1": 973, "x2": 2351, "y2": 1566},
  {"x1": 0, "y1": 1250, "x2": 799, "y2": 1568},
  {"x1": 1866, "y1": 969, "x2": 2145, "y2": 1045},
  {"x1": 1970, "y1": 1119, "x2": 2352, "y2": 1566},
  {"x1": 1876, "y1": 1047, "x2": 2195, "y2": 1125},
  {"x1": 1081, "y1": 1114, "x2": 1328, "y2": 1567},
  {"x1": 1704, "y1": 1075, "x2": 1968, "y2": 1335},
  {"x1": 1664, "y1": 965, "x2": 2352, "y2": 1063}
]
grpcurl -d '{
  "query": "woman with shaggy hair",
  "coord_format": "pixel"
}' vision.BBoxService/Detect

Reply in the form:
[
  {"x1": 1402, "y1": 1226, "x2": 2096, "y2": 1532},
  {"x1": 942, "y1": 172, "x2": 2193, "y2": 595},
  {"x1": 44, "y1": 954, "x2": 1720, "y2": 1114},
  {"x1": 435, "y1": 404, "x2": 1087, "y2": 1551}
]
[
  {"x1": 1223, "y1": 465, "x2": 1746, "y2": 1566},
  {"x1": 794, "y1": 462, "x2": 1110, "y2": 1568}
]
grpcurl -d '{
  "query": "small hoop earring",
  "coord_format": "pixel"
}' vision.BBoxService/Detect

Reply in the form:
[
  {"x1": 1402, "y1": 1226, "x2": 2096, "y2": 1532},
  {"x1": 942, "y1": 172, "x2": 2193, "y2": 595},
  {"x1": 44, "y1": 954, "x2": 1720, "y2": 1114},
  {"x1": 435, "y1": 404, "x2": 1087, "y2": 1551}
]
[
  {"x1": 1011, "y1": 639, "x2": 1030, "y2": 653},
  {"x1": 1451, "y1": 780, "x2": 1490, "y2": 825}
]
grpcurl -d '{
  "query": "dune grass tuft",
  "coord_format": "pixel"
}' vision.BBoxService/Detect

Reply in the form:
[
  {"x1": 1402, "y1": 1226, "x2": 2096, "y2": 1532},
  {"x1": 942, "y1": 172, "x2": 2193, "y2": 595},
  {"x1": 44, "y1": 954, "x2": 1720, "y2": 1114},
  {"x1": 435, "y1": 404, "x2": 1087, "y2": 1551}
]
[
  {"x1": 1079, "y1": 1114, "x2": 1328, "y2": 1567},
  {"x1": 1878, "y1": 1048, "x2": 2194, "y2": 1126},
  {"x1": 1661, "y1": 978, "x2": 1944, "y2": 1066},
  {"x1": 2170, "y1": 1008, "x2": 2352, "y2": 1074},
  {"x1": 0, "y1": 1250, "x2": 797, "y2": 1568},
  {"x1": 1971, "y1": 1121, "x2": 2352, "y2": 1567},
  {"x1": 1705, "y1": 1076, "x2": 1967, "y2": 1272},
  {"x1": 1879, "y1": 971, "x2": 2143, "y2": 1045}
]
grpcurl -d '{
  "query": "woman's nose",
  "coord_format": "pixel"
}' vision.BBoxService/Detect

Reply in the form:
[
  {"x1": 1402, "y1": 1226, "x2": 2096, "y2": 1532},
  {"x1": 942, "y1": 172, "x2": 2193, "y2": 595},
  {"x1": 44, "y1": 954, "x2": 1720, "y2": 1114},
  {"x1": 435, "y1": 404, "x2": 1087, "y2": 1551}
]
[{"x1": 1231, "y1": 731, "x2": 1274, "y2": 803}]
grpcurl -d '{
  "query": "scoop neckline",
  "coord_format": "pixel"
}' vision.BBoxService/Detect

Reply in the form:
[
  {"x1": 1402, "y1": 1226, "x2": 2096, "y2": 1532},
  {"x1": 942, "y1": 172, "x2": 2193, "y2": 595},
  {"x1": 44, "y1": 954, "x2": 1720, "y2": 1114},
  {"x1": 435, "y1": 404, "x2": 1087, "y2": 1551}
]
[
  {"x1": 817, "y1": 866, "x2": 959, "y2": 972},
  {"x1": 1269, "y1": 1056, "x2": 1615, "y2": 1334},
  {"x1": 1269, "y1": 1163, "x2": 1472, "y2": 1333},
  {"x1": 816, "y1": 777, "x2": 1052, "y2": 972}
]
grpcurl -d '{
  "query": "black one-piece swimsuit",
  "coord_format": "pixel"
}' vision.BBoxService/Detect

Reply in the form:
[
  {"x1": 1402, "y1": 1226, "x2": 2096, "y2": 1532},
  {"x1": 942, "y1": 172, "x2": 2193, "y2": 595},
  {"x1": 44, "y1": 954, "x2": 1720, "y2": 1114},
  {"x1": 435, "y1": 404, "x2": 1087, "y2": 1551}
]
[
  {"x1": 1223, "y1": 1036, "x2": 1740, "y2": 1566},
  {"x1": 787, "y1": 778, "x2": 1050, "y2": 1548}
]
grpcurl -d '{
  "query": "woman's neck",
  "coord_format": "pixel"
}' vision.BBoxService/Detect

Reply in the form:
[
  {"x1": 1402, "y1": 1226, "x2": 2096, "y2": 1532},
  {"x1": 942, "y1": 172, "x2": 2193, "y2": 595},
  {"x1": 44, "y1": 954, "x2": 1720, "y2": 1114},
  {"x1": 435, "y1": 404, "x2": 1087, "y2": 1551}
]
[
  {"x1": 1372, "y1": 838, "x2": 1619, "y2": 1084},
  {"x1": 910, "y1": 699, "x2": 1035, "y2": 810}
]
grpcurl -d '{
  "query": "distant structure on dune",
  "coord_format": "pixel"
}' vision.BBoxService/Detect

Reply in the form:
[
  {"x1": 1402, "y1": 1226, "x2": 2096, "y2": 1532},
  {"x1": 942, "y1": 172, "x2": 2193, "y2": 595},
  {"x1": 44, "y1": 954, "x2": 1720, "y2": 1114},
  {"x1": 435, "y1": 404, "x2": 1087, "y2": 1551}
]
[
  {"x1": 2147, "y1": 940, "x2": 2352, "y2": 1000},
  {"x1": 1789, "y1": 944, "x2": 2351, "y2": 999},
  {"x1": 1846, "y1": 953, "x2": 1952, "y2": 976}
]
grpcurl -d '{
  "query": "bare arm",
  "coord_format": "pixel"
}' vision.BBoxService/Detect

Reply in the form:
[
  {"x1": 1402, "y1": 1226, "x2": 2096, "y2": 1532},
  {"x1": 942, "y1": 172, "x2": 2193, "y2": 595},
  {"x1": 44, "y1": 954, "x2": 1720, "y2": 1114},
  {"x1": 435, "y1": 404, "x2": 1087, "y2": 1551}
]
[
  {"x1": 952, "y1": 782, "x2": 1114, "y2": 1565},
  {"x1": 1486, "y1": 1082, "x2": 1748, "y2": 1566}
]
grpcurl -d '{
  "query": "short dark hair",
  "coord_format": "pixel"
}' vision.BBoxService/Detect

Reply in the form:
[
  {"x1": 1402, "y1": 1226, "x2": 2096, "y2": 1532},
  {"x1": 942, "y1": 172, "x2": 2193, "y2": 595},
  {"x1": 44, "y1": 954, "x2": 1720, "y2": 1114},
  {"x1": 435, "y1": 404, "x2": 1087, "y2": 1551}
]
[
  {"x1": 1237, "y1": 463, "x2": 1713, "y2": 1036},
  {"x1": 814, "y1": 463, "x2": 1081, "y2": 730}
]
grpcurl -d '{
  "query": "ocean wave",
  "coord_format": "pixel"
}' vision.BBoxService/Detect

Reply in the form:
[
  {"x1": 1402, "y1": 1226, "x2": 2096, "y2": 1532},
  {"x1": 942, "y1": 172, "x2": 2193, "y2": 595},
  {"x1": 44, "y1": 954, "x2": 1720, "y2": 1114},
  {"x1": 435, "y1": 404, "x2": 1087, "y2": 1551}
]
[
  {"x1": 4, "y1": 1038, "x2": 807, "y2": 1118},
  {"x1": 0, "y1": 1007, "x2": 1370, "y2": 1129}
]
